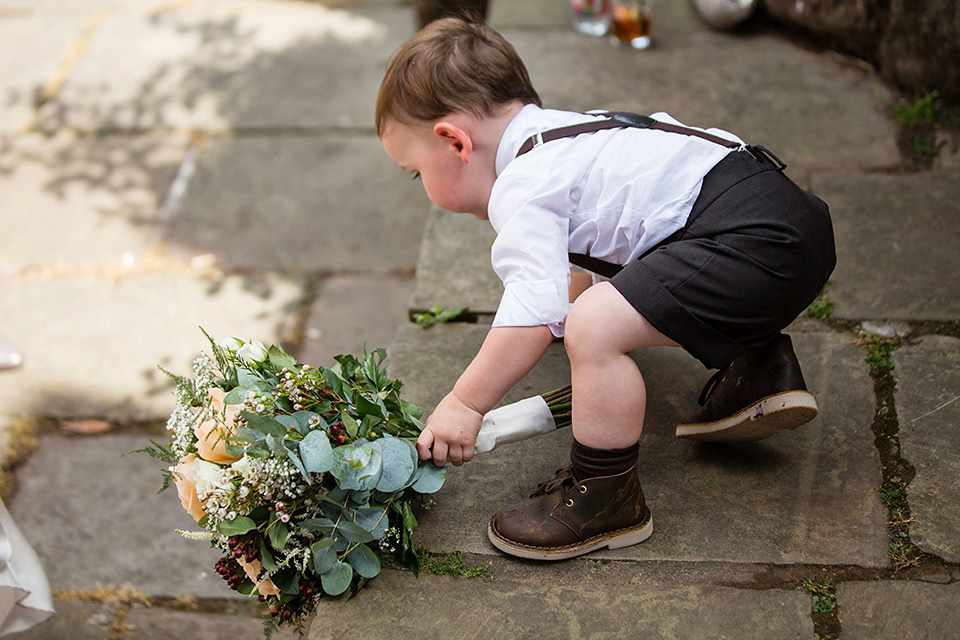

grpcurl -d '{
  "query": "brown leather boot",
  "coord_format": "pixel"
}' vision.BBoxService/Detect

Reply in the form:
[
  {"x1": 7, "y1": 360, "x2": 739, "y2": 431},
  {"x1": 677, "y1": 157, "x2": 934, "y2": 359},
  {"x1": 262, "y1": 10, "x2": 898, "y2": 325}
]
[
  {"x1": 676, "y1": 333, "x2": 818, "y2": 442},
  {"x1": 487, "y1": 465, "x2": 653, "y2": 560}
]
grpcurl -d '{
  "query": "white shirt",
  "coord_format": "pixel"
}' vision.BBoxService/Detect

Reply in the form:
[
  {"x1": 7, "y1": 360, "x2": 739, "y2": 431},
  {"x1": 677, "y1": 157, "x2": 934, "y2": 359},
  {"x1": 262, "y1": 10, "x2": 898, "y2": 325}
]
[{"x1": 488, "y1": 104, "x2": 744, "y2": 337}]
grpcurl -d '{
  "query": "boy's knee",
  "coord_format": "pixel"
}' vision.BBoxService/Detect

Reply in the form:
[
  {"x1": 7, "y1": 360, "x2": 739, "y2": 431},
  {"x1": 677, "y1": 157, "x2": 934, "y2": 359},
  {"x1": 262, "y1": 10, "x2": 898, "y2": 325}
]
[{"x1": 564, "y1": 292, "x2": 612, "y2": 360}]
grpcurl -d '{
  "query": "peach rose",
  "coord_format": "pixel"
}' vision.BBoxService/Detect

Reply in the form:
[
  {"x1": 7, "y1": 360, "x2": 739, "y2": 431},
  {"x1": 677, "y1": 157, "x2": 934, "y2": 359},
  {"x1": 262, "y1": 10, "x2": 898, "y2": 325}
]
[
  {"x1": 172, "y1": 453, "x2": 206, "y2": 522},
  {"x1": 195, "y1": 388, "x2": 243, "y2": 465},
  {"x1": 238, "y1": 557, "x2": 281, "y2": 597}
]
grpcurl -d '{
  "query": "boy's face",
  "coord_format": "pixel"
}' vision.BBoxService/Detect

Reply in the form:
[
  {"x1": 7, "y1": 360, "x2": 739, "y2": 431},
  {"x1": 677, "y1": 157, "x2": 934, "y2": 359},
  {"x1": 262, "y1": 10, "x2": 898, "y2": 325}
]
[{"x1": 381, "y1": 119, "x2": 488, "y2": 219}]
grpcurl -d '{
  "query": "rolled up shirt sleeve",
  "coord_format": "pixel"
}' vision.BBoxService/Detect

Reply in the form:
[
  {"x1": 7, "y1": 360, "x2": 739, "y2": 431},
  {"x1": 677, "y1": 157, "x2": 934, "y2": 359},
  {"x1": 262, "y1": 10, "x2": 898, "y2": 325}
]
[{"x1": 489, "y1": 173, "x2": 572, "y2": 338}]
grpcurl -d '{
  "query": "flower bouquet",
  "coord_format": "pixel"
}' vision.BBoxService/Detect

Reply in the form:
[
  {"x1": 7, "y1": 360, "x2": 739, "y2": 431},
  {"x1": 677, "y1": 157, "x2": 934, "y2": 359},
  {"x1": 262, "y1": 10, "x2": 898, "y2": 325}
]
[{"x1": 141, "y1": 332, "x2": 446, "y2": 635}]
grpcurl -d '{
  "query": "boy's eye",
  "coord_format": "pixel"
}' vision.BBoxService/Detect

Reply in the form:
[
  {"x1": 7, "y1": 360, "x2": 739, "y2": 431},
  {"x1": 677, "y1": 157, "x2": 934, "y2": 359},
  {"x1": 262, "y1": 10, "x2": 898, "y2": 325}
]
[{"x1": 412, "y1": 172, "x2": 421, "y2": 181}]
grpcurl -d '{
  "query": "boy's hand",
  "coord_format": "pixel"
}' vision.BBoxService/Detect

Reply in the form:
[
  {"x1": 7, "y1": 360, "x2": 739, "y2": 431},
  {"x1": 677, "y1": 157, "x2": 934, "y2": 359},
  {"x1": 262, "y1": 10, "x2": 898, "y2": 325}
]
[{"x1": 417, "y1": 391, "x2": 483, "y2": 467}]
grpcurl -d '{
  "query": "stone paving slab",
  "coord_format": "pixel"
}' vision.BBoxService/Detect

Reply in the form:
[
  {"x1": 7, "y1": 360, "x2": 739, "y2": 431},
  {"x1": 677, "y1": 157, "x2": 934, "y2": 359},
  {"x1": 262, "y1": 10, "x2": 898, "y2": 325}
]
[
  {"x1": 309, "y1": 568, "x2": 813, "y2": 639},
  {"x1": 0, "y1": 271, "x2": 302, "y2": 421},
  {"x1": 9, "y1": 599, "x2": 112, "y2": 640},
  {"x1": 408, "y1": 207, "x2": 500, "y2": 315},
  {"x1": 894, "y1": 335, "x2": 960, "y2": 562},
  {"x1": 812, "y1": 171, "x2": 960, "y2": 322},
  {"x1": 165, "y1": 135, "x2": 430, "y2": 272},
  {"x1": 7, "y1": 433, "x2": 232, "y2": 598},
  {"x1": 0, "y1": 132, "x2": 188, "y2": 271},
  {"x1": 0, "y1": 9, "x2": 90, "y2": 133},
  {"x1": 388, "y1": 323, "x2": 888, "y2": 566},
  {"x1": 299, "y1": 273, "x2": 415, "y2": 366},
  {"x1": 505, "y1": 28, "x2": 899, "y2": 177},
  {"x1": 33, "y1": 2, "x2": 415, "y2": 131},
  {"x1": 124, "y1": 608, "x2": 299, "y2": 640},
  {"x1": 837, "y1": 581, "x2": 960, "y2": 639}
]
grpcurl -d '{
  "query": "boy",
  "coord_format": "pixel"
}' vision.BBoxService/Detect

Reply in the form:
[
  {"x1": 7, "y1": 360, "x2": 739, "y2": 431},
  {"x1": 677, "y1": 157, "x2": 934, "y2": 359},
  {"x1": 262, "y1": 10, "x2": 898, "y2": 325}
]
[{"x1": 376, "y1": 18, "x2": 835, "y2": 560}]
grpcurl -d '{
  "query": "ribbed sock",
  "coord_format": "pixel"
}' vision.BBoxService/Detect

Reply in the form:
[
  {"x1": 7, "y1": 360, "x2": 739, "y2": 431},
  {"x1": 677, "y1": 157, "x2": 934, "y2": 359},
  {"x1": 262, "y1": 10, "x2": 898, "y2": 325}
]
[{"x1": 570, "y1": 439, "x2": 640, "y2": 481}]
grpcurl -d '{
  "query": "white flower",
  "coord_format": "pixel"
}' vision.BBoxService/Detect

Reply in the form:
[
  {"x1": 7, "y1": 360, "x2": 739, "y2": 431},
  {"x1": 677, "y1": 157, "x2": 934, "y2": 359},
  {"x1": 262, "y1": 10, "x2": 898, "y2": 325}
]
[
  {"x1": 219, "y1": 336, "x2": 245, "y2": 353},
  {"x1": 194, "y1": 458, "x2": 228, "y2": 498},
  {"x1": 238, "y1": 340, "x2": 268, "y2": 363}
]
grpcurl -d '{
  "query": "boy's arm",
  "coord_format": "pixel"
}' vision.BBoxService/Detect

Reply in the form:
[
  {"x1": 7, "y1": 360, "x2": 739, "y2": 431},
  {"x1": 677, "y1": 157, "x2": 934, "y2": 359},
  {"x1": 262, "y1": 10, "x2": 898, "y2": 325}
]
[{"x1": 418, "y1": 324, "x2": 555, "y2": 466}]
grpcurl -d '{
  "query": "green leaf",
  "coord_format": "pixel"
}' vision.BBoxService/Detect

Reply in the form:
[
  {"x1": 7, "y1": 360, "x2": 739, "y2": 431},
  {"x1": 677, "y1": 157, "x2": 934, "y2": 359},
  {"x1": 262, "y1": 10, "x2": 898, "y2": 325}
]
[
  {"x1": 267, "y1": 345, "x2": 298, "y2": 372},
  {"x1": 411, "y1": 462, "x2": 446, "y2": 494},
  {"x1": 335, "y1": 520, "x2": 374, "y2": 544},
  {"x1": 272, "y1": 568, "x2": 299, "y2": 596},
  {"x1": 354, "y1": 506, "x2": 390, "y2": 539},
  {"x1": 330, "y1": 444, "x2": 382, "y2": 491},
  {"x1": 223, "y1": 388, "x2": 247, "y2": 405},
  {"x1": 285, "y1": 446, "x2": 310, "y2": 483},
  {"x1": 217, "y1": 516, "x2": 258, "y2": 536},
  {"x1": 340, "y1": 411, "x2": 359, "y2": 439},
  {"x1": 321, "y1": 561, "x2": 353, "y2": 597},
  {"x1": 312, "y1": 538, "x2": 337, "y2": 574},
  {"x1": 346, "y1": 543, "x2": 381, "y2": 579},
  {"x1": 370, "y1": 436, "x2": 417, "y2": 492},
  {"x1": 300, "y1": 518, "x2": 336, "y2": 534},
  {"x1": 354, "y1": 391, "x2": 387, "y2": 421},
  {"x1": 269, "y1": 520, "x2": 289, "y2": 549},
  {"x1": 299, "y1": 430, "x2": 334, "y2": 474},
  {"x1": 259, "y1": 537, "x2": 278, "y2": 572},
  {"x1": 242, "y1": 413, "x2": 287, "y2": 437}
]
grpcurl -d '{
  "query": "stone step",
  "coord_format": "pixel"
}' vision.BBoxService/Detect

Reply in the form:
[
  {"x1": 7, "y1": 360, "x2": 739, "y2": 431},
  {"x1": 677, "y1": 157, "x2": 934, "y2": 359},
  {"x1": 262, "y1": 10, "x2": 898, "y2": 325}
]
[
  {"x1": 310, "y1": 568, "x2": 814, "y2": 639},
  {"x1": 387, "y1": 323, "x2": 888, "y2": 567}
]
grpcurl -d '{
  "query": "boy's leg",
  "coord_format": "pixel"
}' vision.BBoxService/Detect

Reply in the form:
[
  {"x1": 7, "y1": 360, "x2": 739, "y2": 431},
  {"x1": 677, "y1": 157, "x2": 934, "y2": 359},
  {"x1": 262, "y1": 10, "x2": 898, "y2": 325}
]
[{"x1": 488, "y1": 283, "x2": 669, "y2": 560}]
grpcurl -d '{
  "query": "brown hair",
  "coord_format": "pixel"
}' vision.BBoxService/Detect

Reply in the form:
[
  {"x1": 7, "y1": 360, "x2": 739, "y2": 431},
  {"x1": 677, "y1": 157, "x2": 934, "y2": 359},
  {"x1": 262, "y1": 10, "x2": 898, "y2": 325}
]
[{"x1": 375, "y1": 17, "x2": 542, "y2": 135}]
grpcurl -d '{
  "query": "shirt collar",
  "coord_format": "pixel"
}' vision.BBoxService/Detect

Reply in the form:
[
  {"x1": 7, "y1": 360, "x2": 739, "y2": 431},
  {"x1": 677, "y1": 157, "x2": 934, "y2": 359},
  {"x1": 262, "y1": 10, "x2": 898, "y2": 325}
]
[{"x1": 495, "y1": 103, "x2": 544, "y2": 176}]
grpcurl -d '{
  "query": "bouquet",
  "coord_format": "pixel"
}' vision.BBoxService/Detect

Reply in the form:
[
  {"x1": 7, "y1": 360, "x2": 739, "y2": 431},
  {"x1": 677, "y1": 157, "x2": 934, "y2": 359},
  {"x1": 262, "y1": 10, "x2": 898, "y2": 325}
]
[{"x1": 142, "y1": 331, "x2": 446, "y2": 636}]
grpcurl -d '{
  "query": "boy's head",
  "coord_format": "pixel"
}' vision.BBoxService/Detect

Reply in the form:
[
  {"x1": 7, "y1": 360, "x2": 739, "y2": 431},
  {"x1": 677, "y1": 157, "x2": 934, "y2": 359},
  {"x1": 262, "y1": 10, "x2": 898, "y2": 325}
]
[{"x1": 375, "y1": 17, "x2": 541, "y2": 135}]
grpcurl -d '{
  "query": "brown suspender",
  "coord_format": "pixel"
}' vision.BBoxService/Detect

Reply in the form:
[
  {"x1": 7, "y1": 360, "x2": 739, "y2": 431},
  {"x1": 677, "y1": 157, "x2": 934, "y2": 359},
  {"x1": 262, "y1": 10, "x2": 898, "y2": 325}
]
[
  {"x1": 515, "y1": 112, "x2": 742, "y2": 158},
  {"x1": 512, "y1": 112, "x2": 772, "y2": 278}
]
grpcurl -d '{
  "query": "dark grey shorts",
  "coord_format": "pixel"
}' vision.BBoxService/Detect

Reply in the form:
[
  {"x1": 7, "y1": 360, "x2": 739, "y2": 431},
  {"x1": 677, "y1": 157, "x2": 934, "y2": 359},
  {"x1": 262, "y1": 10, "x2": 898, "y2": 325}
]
[{"x1": 611, "y1": 149, "x2": 836, "y2": 369}]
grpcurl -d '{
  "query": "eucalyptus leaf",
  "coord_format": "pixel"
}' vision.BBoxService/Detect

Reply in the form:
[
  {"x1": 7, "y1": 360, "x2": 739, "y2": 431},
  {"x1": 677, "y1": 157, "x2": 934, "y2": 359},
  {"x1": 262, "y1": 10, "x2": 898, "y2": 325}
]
[
  {"x1": 411, "y1": 462, "x2": 446, "y2": 494},
  {"x1": 223, "y1": 388, "x2": 248, "y2": 405},
  {"x1": 217, "y1": 516, "x2": 258, "y2": 536},
  {"x1": 370, "y1": 436, "x2": 417, "y2": 492},
  {"x1": 242, "y1": 413, "x2": 287, "y2": 438},
  {"x1": 285, "y1": 447, "x2": 310, "y2": 483},
  {"x1": 321, "y1": 561, "x2": 353, "y2": 597},
  {"x1": 346, "y1": 543, "x2": 381, "y2": 579},
  {"x1": 354, "y1": 506, "x2": 389, "y2": 539},
  {"x1": 311, "y1": 538, "x2": 337, "y2": 574},
  {"x1": 334, "y1": 520, "x2": 374, "y2": 543},
  {"x1": 300, "y1": 518, "x2": 336, "y2": 534},
  {"x1": 330, "y1": 445, "x2": 382, "y2": 491},
  {"x1": 299, "y1": 430, "x2": 333, "y2": 474}
]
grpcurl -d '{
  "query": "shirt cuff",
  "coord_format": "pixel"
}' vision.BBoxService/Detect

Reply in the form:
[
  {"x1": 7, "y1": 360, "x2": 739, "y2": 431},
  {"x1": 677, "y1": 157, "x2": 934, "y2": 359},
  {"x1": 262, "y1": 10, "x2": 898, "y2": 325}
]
[{"x1": 492, "y1": 279, "x2": 568, "y2": 338}]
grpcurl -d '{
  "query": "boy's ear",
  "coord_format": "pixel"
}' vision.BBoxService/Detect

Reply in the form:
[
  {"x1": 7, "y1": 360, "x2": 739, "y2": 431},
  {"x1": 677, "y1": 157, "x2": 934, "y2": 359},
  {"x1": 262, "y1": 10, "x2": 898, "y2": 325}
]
[{"x1": 433, "y1": 121, "x2": 472, "y2": 164}]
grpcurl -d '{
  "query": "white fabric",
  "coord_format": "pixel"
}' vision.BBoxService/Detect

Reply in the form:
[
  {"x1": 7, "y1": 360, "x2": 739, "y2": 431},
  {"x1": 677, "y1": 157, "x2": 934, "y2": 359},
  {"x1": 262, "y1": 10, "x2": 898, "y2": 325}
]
[
  {"x1": 0, "y1": 499, "x2": 54, "y2": 636},
  {"x1": 488, "y1": 104, "x2": 743, "y2": 337},
  {"x1": 475, "y1": 396, "x2": 557, "y2": 454}
]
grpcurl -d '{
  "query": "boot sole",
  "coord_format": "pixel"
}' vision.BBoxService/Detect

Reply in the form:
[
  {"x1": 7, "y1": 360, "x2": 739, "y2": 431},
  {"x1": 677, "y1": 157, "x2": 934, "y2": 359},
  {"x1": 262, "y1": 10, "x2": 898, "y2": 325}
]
[
  {"x1": 675, "y1": 391, "x2": 818, "y2": 442},
  {"x1": 487, "y1": 515, "x2": 653, "y2": 561}
]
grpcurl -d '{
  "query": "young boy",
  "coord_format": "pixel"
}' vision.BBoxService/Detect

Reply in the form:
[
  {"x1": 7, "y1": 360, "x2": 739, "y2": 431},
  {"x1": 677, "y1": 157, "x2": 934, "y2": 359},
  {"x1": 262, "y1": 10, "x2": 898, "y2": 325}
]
[{"x1": 376, "y1": 18, "x2": 836, "y2": 560}]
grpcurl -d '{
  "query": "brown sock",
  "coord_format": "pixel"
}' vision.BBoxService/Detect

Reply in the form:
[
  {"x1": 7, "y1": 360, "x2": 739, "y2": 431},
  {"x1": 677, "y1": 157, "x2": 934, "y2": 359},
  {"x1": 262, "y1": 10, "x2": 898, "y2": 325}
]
[{"x1": 570, "y1": 439, "x2": 639, "y2": 481}]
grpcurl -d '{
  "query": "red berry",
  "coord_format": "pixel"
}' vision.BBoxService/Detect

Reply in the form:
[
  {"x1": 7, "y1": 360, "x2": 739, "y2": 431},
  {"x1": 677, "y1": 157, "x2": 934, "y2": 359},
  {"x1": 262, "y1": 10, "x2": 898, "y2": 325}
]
[{"x1": 336, "y1": 433, "x2": 345, "y2": 443}]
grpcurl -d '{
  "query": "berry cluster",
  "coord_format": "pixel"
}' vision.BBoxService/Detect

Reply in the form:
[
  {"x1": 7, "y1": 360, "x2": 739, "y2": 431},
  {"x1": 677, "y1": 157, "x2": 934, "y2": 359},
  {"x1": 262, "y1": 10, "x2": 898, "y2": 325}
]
[{"x1": 214, "y1": 553, "x2": 249, "y2": 592}]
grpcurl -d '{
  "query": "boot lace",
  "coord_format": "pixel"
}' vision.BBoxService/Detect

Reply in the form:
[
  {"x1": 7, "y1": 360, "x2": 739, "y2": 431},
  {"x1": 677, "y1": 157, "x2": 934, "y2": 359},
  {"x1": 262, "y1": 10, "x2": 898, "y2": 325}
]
[
  {"x1": 529, "y1": 466, "x2": 582, "y2": 498},
  {"x1": 697, "y1": 365, "x2": 729, "y2": 407}
]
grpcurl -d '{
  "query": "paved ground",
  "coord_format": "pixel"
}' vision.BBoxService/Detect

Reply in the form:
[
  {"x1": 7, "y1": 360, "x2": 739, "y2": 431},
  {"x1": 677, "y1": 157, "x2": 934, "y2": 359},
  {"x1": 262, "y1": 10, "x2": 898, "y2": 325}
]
[{"x1": 1, "y1": 0, "x2": 958, "y2": 638}]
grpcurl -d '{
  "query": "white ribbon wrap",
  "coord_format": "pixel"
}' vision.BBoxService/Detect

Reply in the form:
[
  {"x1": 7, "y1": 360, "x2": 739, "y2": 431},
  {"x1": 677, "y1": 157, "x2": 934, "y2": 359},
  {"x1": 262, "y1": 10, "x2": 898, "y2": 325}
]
[{"x1": 475, "y1": 396, "x2": 558, "y2": 454}]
